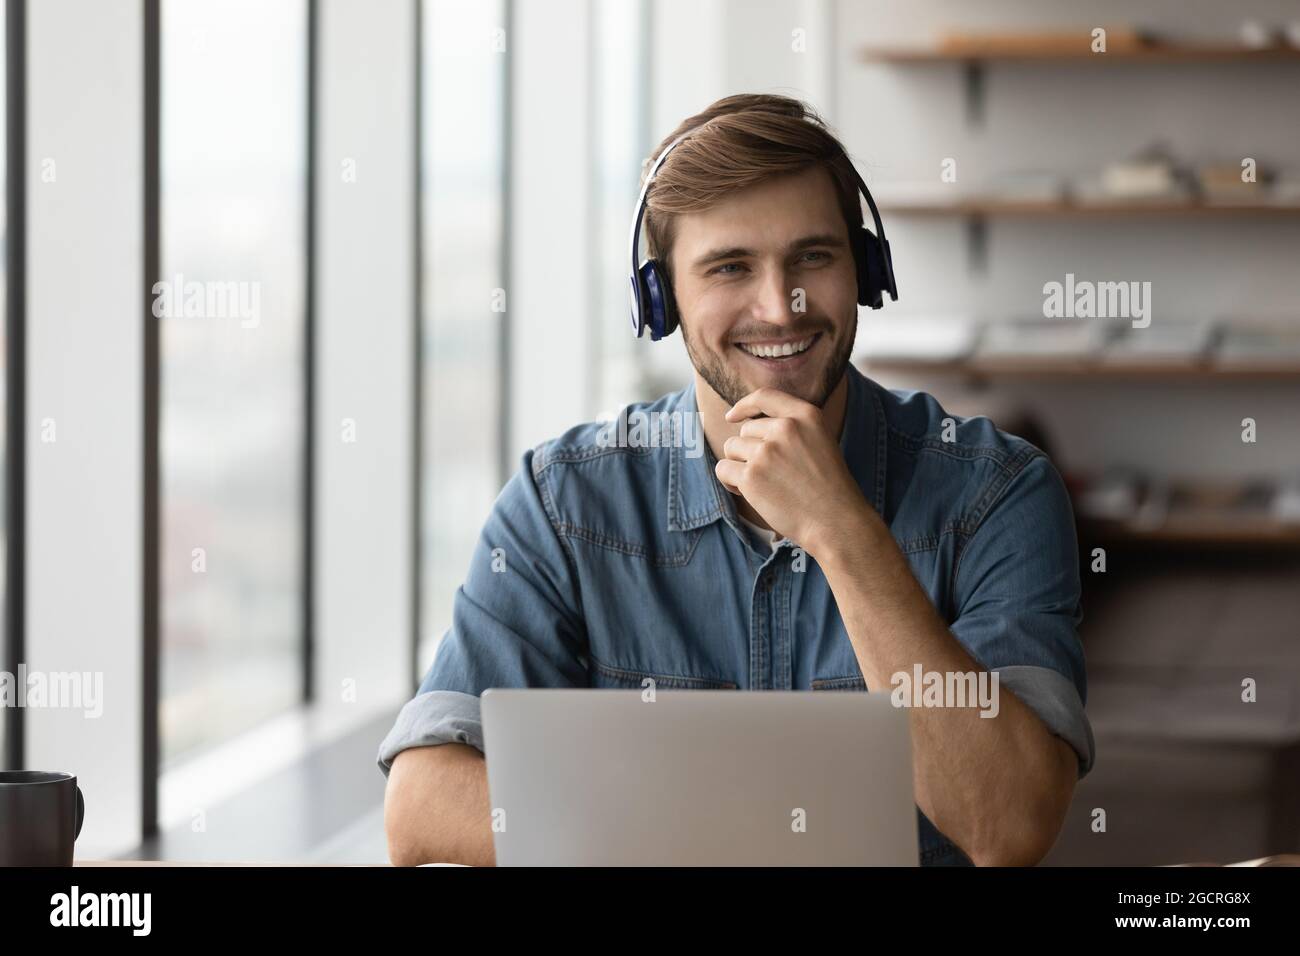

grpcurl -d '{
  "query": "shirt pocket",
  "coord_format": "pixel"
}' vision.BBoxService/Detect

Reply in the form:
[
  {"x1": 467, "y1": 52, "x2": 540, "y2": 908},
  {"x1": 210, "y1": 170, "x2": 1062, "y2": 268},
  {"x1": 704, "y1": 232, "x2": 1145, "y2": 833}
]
[
  {"x1": 810, "y1": 675, "x2": 868, "y2": 691},
  {"x1": 586, "y1": 653, "x2": 738, "y2": 690}
]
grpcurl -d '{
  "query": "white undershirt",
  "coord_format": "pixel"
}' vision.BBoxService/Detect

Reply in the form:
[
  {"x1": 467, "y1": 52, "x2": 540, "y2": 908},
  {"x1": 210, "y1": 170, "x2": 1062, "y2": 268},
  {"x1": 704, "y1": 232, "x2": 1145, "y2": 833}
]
[{"x1": 738, "y1": 513, "x2": 782, "y2": 552}]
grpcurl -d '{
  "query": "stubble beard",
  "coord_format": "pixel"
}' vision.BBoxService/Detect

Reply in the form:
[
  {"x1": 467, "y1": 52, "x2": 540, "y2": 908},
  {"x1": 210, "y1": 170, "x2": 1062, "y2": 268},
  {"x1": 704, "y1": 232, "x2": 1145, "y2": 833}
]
[{"x1": 681, "y1": 314, "x2": 858, "y2": 411}]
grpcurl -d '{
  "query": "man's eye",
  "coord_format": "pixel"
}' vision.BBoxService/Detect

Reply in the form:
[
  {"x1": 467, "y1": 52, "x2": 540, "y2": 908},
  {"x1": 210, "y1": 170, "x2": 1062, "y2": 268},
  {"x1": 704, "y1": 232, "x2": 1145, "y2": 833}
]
[
  {"x1": 710, "y1": 263, "x2": 745, "y2": 276},
  {"x1": 801, "y1": 250, "x2": 829, "y2": 263}
]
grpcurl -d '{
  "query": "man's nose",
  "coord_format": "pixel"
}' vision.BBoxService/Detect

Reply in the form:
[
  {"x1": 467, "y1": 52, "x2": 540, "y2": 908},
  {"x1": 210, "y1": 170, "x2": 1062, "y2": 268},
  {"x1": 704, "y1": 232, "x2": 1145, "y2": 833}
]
[{"x1": 750, "y1": 265, "x2": 797, "y2": 325}]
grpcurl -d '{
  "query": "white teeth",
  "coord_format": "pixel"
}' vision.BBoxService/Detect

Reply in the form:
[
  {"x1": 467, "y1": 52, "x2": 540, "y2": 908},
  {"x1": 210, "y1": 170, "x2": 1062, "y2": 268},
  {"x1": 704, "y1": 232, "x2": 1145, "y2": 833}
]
[{"x1": 739, "y1": 335, "x2": 815, "y2": 359}]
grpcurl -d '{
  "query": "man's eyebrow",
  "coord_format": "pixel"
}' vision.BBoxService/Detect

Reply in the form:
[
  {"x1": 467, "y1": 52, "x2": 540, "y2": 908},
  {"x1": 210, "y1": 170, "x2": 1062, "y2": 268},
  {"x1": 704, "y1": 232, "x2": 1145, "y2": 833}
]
[{"x1": 690, "y1": 233, "x2": 847, "y2": 270}]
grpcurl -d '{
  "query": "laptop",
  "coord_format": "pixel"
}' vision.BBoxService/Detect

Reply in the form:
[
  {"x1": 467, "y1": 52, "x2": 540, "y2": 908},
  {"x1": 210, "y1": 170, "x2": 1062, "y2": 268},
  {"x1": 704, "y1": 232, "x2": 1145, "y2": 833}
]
[{"x1": 480, "y1": 688, "x2": 918, "y2": 866}]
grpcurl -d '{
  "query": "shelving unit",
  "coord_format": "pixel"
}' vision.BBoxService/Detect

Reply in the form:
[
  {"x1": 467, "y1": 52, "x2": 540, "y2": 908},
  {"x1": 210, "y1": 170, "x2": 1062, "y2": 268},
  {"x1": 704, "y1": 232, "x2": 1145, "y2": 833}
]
[
  {"x1": 862, "y1": 33, "x2": 1300, "y2": 265},
  {"x1": 858, "y1": 27, "x2": 1300, "y2": 556},
  {"x1": 1082, "y1": 518, "x2": 1300, "y2": 548}
]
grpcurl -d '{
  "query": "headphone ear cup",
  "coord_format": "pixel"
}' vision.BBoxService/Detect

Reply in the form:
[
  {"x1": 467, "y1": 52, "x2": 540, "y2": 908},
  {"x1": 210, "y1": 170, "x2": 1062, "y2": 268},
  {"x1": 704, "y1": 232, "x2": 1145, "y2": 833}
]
[
  {"x1": 853, "y1": 228, "x2": 876, "y2": 308},
  {"x1": 642, "y1": 260, "x2": 678, "y2": 340},
  {"x1": 659, "y1": 268, "x2": 680, "y2": 338},
  {"x1": 879, "y1": 237, "x2": 897, "y2": 300},
  {"x1": 630, "y1": 272, "x2": 648, "y2": 337},
  {"x1": 861, "y1": 236, "x2": 887, "y2": 310},
  {"x1": 636, "y1": 261, "x2": 659, "y2": 338}
]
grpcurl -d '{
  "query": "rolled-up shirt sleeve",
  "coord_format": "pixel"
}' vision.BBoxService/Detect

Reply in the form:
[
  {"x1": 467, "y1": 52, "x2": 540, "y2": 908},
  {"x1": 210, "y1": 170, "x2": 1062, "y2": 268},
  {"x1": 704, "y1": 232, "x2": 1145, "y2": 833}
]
[
  {"x1": 948, "y1": 452, "x2": 1095, "y2": 778},
  {"x1": 377, "y1": 691, "x2": 484, "y2": 774},
  {"x1": 377, "y1": 444, "x2": 589, "y2": 777},
  {"x1": 989, "y1": 665, "x2": 1094, "y2": 778}
]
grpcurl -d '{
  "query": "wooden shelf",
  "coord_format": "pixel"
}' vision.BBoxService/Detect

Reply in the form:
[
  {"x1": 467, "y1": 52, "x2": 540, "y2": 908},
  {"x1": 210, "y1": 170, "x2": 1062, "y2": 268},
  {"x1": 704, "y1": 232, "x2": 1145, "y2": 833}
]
[
  {"x1": 1080, "y1": 517, "x2": 1300, "y2": 548},
  {"x1": 861, "y1": 43, "x2": 1300, "y2": 64},
  {"x1": 860, "y1": 35, "x2": 1300, "y2": 129},
  {"x1": 880, "y1": 199, "x2": 1300, "y2": 218},
  {"x1": 877, "y1": 198, "x2": 1300, "y2": 272},
  {"x1": 859, "y1": 358, "x2": 1300, "y2": 381}
]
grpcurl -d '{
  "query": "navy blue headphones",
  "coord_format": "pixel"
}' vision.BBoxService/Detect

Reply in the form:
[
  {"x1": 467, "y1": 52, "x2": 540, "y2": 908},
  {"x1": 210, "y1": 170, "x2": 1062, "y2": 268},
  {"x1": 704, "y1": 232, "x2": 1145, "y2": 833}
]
[{"x1": 628, "y1": 130, "x2": 898, "y2": 341}]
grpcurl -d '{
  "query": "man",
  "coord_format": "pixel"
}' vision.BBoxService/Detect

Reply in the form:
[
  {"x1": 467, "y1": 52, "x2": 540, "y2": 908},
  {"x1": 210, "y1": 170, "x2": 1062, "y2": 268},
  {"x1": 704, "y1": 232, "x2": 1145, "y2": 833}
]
[{"x1": 380, "y1": 93, "x2": 1093, "y2": 867}]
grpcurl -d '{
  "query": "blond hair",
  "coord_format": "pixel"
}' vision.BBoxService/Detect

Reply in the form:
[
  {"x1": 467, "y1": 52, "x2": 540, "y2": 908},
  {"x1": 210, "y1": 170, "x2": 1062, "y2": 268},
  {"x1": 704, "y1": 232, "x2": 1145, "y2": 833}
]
[{"x1": 641, "y1": 93, "x2": 863, "y2": 282}]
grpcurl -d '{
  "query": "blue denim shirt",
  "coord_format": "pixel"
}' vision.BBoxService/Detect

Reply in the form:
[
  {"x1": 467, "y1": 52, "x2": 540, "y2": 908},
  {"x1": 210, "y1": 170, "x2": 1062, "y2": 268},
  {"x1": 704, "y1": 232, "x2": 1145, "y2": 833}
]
[{"x1": 378, "y1": 363, "x2": 1094, "y2": 866}]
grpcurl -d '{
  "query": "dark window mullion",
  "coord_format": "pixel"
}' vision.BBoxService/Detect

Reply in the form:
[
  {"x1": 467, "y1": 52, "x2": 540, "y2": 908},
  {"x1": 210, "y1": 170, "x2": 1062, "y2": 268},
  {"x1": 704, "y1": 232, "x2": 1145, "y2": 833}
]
[
  {"x1": 497, "y1": 0, "x2": 513, "y2": 490},
  {"x1": 3, "y1": 0, "x2": 26, "y2": 774},
  {"x1": 303, "y1": 0, "x2": 317, "y2": 707},
  {"x1": 141, "y1": 0, "x2": 161, "y2": 839},
  {"x1": 411, "y1": 0, "x2": 423, "y2": 690}
]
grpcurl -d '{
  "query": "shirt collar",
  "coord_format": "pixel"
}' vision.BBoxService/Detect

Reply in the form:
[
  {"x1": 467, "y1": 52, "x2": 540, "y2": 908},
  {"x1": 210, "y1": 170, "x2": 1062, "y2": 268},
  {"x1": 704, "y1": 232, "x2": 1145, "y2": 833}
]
[{"x1": 666, "y1": 363, "x2": 887, "y2": 533}]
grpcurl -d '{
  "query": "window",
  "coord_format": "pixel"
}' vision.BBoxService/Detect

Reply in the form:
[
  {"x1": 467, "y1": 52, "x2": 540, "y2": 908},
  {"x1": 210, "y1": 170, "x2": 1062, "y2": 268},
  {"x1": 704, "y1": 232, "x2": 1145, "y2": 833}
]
[
  {"x1": 419, "y1": 0, "x2": 507, "y2": 673},
  {"x1": 592, "y1": 0, "x2": 656, "y2": 414},
  {"x1": 159, "y1": 0, "x2": 308, "y2": 765}
]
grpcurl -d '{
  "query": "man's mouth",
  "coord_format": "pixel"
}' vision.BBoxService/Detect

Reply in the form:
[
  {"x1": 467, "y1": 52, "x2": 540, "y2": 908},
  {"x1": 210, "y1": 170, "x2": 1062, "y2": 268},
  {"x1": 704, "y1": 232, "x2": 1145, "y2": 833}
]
[{"x1": 734, "y1": 332, "x2": 822, "y2": 363}]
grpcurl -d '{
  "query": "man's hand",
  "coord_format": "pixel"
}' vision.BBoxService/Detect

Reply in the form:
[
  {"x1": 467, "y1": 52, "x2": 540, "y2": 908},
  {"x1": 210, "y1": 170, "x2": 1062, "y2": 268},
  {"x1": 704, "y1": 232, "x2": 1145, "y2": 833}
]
[{"x1": 716, "y1": 387, "x2": 869, "y2": 557}]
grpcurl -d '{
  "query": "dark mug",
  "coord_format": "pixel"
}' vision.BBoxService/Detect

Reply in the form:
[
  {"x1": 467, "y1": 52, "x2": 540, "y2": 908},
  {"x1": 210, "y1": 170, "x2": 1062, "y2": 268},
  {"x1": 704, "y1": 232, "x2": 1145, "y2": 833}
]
[{"x1": 0, "y1": 771, "x2": 85, "y2": 866}]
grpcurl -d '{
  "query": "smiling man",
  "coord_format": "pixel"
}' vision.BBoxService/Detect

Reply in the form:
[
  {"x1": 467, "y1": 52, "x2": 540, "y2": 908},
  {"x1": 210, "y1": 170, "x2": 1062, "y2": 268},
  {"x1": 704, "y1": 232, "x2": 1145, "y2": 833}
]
[{"x1": 380, "y1": 93, "x2": 1093, "y2": 867}]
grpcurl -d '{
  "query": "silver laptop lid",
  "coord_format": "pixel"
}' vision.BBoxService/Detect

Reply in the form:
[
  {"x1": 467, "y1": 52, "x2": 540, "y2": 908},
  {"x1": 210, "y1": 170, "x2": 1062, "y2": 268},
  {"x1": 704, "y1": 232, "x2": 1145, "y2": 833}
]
[{"x1": 481, "y1": 688, "x2": 918, "y2": 866}]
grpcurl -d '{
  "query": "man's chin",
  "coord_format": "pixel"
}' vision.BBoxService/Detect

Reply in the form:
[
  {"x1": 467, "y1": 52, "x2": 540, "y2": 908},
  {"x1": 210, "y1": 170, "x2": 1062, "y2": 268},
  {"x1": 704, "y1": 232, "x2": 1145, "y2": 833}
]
[{"x1": 734, "y1": 365, "x2": 827, "y2": 407}]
